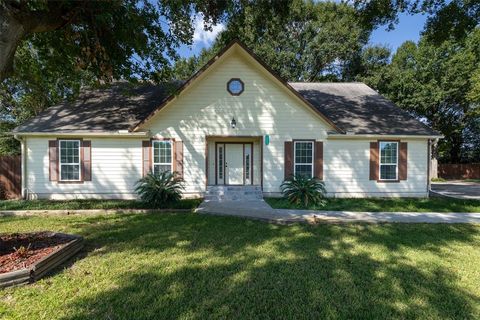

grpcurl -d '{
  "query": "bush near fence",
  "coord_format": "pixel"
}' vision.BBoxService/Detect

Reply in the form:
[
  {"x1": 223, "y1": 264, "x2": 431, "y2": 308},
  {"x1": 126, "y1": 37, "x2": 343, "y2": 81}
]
[{"x1": 438, "y1": 163, "x2": 480, "y2": 180}]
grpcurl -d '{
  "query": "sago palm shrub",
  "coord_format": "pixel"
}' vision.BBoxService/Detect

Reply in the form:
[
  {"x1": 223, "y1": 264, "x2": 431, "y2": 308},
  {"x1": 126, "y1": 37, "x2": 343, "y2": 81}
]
[
  {"x1": 135, "y1": 171, "x2": 184, "y2": 208},
  {"x1": 280, "y1": 175, "x2": 327, "y2": 208}
]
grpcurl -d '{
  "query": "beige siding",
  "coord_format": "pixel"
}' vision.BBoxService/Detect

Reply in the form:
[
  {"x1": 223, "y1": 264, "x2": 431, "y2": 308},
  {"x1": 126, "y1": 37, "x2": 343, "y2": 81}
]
[
  {"x1": 25, "y1": 137, "x2": 142, "y2": 199},
  {"x1": 24, "y1": 45, "x2": 430, "y2": 199},
  {"x1": 323, "y1": 139, "x2": 428, "y2": 197},
  {"x1": 144, "y1": 48, "x2": 331, "y2": 194}
]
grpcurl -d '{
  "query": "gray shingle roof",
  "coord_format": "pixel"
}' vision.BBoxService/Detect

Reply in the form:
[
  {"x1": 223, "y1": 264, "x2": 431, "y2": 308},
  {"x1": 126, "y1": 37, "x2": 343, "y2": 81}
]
[
  {"x1": 289, "y1": 82, "x2": 439, "y2": 136},
  {"x1": 13, "y1": 81, "x2": 178, "y2": 133},
  {"x1": 14, "y1": 81, "x2": 439, "y2": 136}
]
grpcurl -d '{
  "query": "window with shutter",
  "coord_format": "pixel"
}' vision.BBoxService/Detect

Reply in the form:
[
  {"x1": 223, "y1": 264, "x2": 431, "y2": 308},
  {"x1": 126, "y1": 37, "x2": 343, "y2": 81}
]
[
  {"x1": 152, "y1": 140, "x2": 173, "y2": 175},
  {"x1": 294, "y1": 141, "x2": 314, "y2": 178},
  {"x1": 59, "y1": 140, "x2": 81, "y2": 181},
  {"x1": 379, "y1": 141, "x2": 398, "y2": 181}
]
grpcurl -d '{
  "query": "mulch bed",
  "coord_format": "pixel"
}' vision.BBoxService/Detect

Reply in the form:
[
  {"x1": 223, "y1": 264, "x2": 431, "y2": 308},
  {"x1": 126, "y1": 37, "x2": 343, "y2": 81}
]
[{"x1": 0, "y1": 232, "x2": 73, "y2": 274}]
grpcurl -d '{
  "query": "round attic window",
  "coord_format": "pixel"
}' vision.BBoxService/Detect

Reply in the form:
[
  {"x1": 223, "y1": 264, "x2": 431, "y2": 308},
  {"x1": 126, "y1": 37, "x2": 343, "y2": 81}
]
[{"x1": 227, "y1": 78, "x2": 244, "y2": 96}]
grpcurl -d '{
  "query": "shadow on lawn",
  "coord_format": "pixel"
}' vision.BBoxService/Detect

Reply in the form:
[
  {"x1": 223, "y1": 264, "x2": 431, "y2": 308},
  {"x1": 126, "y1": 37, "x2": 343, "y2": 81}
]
[{"x1": 62, "y1": 213, "x2": 479, "y2": 319}]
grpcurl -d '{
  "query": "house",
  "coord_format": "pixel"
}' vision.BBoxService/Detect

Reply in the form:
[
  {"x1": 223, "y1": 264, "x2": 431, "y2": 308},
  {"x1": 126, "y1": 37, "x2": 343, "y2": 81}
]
[{"x1": 13, "y1": 40, "x2": 442, "y2": 200}]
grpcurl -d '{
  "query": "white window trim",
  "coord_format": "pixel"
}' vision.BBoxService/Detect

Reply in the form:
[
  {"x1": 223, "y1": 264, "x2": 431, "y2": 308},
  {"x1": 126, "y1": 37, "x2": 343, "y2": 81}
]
[
  {"x1": 293, "y1": 141, "x2": 314, "y2": 178},
  {"x1": 152, "y1": 140, "x2": 173, "y2": 174},
  {"x1": 58, "y1": 139, "x2": 82, "y2": 182},
  {"x1": 379, "y1": 141, "x2": 399, "y2": 181}
]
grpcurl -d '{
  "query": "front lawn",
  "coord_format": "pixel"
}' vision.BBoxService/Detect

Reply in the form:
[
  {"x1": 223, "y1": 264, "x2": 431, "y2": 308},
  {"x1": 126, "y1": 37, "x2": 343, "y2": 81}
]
[
  {"x1": 265, "y1": 197, "x2": 480, "y2": 213},
  {"x1": 431, "y1": 178, "x2": 480, "y2": 183},
  {"x1": 0, "y1": 198, "x2": 202, "y2": 211},
  {"x1": 464, "y1": 179, "x2": 480, "y2": 183},
  {"x1": 1, "y1": 213, "x2": 479, "y2": 319}
]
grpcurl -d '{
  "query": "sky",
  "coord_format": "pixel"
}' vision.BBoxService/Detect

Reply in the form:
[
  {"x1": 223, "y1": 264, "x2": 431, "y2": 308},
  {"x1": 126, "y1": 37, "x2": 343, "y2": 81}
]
[{"x1": 177, "y1": 11, "x2": 428, "y2": 59}]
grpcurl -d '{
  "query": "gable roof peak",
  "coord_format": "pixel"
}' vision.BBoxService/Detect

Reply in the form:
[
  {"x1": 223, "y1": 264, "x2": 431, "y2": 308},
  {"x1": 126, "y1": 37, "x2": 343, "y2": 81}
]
[{"x1": 130, "y1": 39, "x2": 343, "y2": 132}]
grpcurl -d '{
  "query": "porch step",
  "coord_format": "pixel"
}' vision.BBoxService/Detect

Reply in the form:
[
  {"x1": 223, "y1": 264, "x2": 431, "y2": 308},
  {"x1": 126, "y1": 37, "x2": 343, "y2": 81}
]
[{"x1": 205, "y1": 185, "x2": 263, "y2": 201}]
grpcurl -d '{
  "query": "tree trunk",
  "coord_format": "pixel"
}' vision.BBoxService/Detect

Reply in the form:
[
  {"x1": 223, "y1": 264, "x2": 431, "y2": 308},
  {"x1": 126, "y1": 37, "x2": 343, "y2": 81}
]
[
  {"x1": 0, "y1": 2, "x2": 79, "y2": 81},
  {"x1": 0, "y1": 8, "x2": 27, "y2": 81},
  {"x1": 449, "y1": 134, "x2": 463, "y2": 163}
]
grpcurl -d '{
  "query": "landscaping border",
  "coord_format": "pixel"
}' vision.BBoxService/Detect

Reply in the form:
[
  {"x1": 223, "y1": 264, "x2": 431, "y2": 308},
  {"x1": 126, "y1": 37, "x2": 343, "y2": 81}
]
[
  {"x1": 0, "y1": 233, "x2": 83, "y2": 288},
  {"x1": 0, "y1": 208, "x2": 193, "y2": 217}
]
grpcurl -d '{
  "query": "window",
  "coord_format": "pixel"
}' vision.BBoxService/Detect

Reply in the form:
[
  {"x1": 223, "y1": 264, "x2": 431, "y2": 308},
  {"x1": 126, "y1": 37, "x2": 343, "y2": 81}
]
[
  {"x1": 227, "y1": 78, "x2": 244, "y2": 95},
  {"x1": 294, "y1": 141, "x2": 314, "y2": 178},
  {"x1": 59, "y1": 140, "x2": 81, "y2": 181},
  {"x1": 153, "y1": 140, "x2": 172, "y2": 175},
  {"x1": 379, "y1": 141, "x2": 398, "y2": 180}
]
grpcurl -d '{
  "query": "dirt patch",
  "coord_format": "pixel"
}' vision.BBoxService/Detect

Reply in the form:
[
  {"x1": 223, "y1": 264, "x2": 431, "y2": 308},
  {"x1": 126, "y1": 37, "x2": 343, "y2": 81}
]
[{"x1": 0, "y1": 232, "x2": 73, "y2": 273}]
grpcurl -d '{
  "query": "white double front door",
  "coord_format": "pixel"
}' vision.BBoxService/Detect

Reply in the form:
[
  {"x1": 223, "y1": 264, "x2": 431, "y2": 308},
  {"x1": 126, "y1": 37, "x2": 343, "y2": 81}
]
[{"x1": 216, "y1": 143, "x2": 252, "y2": 185}]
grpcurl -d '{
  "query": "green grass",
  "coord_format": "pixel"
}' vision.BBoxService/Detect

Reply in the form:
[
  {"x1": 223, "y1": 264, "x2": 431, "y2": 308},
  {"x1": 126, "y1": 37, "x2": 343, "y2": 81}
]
[
  {"x1": 0, "y1": 198, "x2": 202, "y2": 211},
  {"x1": 265, "y1": 197, "x2": 480, "y2": 213},
  {"x1": 431, "y1": 177, "x2": 447, "y2": 182},
  {"x1": 464, "y1": 179, "x2": 480, "y2": 183},
  {"x1": 432, "y1": 178, "x2": 480, "y2": 183},
  {"x1": 0, "y1": 213, "x2": 479, "y2": 319}
]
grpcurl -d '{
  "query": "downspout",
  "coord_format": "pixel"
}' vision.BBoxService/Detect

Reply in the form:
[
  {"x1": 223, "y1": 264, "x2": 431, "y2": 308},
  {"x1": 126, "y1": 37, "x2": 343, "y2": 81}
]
[{"x1": 13, "y1": 134, "x2": 26, "y2": 199}]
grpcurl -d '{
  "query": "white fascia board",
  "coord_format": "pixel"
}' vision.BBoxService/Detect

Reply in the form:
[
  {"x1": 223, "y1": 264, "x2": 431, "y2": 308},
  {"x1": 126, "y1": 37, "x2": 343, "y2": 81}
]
[
  {"x1": 327, "y1": 133, "x2": 444, "y2": 140},
  {"x1": 12, "y1": 131, "x2": 150, "y2": 138}
]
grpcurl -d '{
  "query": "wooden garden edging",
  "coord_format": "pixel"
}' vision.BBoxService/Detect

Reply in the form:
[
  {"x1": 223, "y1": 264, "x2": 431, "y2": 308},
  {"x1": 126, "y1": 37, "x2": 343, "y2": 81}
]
[{"x1": 0, "y1": 233, "x2": 83, "y2": 288}]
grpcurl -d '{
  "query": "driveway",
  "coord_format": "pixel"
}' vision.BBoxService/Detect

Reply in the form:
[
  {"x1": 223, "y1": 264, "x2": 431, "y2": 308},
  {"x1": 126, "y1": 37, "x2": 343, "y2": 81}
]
[{"x1": 431, "y1": 181, "x2": 480, "y2": 200}]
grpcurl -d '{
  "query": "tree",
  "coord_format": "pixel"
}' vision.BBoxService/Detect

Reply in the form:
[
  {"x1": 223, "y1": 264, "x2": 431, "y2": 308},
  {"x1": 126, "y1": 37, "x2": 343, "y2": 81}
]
[
  {"x1": 0, "y1": 0, "x2": 232, "y2": 81},
  {"x1": 0, "y1": 0, "x2": 237, "y2": 155},
  {"x1": 174, "y1": 0, "x2": 372, "y2": 82},
  {"x1": 359, "y1": 29, "x2": 480, "y2": 163},
  {"x1": 350, "y1": 0, "x2": 479, "y2": 38},
  {"x1": 346, "y1": 44, "x2": 391, "y2": 88}
]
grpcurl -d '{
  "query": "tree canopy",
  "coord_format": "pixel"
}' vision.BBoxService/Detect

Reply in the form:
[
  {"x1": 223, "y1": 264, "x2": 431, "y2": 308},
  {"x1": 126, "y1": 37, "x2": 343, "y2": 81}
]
[
  {"x1": 358, "y1": 29, "x2": 480, "y2": 163},
  {"x1": 1, "y1": 0, "x2": 479, "y2": 163},
  {"x1": 173, "y1": 0, "x2": 371, "y2": 82}
]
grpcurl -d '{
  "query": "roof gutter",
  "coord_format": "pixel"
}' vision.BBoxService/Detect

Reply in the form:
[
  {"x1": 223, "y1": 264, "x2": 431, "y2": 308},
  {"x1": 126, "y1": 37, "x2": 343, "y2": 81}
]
[
  {"x1": 327, "y1": 133, "x2": 444, "y2": 140},
  {"x1": 11, "y1": 130, "x2": 150, "y2": 137}
]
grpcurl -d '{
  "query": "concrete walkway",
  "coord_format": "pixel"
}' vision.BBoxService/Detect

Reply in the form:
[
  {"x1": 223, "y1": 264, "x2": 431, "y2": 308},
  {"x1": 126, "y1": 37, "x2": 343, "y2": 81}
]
[
  {"x1": 196, "y1": 200, "x2": 480, "y2": 224},
  {"x1": 431, "y1": 181, "x2": 480, "y2": 200}
]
